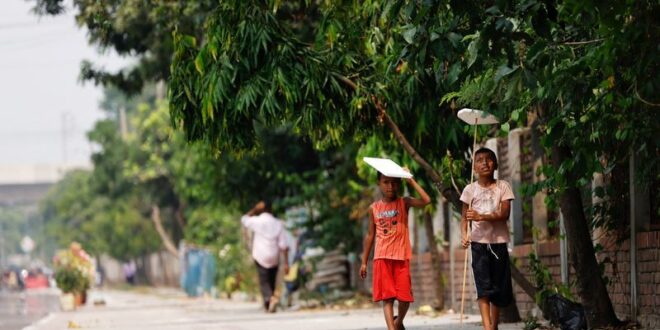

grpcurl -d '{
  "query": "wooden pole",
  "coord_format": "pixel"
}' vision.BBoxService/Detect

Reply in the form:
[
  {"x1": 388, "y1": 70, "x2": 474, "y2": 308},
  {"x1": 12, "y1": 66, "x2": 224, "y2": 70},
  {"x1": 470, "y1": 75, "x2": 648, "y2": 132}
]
[{"x1": 460, "y1": 119, "x2": 478, "y2": 324}]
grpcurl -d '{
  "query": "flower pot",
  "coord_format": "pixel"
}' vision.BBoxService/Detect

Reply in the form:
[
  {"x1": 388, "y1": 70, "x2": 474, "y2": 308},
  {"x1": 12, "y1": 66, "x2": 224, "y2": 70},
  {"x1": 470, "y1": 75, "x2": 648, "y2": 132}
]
[
  {"x1": 74, "y1": 291, "x2": 86, "y2": 307},
  {"x1": 60, "y1": 293, "x2": 75, "y2": 311}
]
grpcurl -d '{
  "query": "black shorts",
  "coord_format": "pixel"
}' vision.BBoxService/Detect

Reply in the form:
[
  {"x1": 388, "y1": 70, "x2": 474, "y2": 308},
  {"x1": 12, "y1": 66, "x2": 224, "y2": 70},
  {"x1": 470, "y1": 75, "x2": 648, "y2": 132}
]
[{"x1": 471, "y1": 242, "x2": 513, "y2": 307}]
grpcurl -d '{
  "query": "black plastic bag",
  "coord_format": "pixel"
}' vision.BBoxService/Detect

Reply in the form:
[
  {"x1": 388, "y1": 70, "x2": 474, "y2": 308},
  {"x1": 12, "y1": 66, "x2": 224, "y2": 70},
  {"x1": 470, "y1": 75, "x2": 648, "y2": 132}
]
[{"x1": 545, "y1": 294, "x2": 588, "y2": 330}]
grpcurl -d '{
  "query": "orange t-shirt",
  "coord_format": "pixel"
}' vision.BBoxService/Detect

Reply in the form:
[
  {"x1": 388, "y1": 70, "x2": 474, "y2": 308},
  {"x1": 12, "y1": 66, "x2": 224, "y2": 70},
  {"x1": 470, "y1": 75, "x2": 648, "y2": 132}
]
[{"x1": 371, "y1": 198, "x2": 411, "y2": 260}]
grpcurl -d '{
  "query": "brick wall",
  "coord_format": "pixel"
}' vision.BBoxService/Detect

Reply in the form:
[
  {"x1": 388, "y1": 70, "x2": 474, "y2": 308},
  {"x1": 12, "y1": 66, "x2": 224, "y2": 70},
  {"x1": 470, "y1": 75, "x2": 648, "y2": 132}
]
[{"x1": 400, "y1": 231, "x2": 660, "y2": 329}]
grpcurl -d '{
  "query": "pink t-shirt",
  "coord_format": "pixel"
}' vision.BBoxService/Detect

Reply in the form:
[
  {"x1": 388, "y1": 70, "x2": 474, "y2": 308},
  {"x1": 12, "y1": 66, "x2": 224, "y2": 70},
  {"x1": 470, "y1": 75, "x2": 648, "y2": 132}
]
[{"x1": 460, "y1": 180, "x2": 515, "y2": 244}]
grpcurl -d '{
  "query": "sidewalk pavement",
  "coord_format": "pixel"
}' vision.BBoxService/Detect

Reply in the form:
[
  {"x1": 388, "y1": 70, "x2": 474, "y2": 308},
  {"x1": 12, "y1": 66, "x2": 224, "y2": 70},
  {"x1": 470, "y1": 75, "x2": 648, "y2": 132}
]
[{"x1": 25, "y1": 288, "x2": 525, "y2": 330}]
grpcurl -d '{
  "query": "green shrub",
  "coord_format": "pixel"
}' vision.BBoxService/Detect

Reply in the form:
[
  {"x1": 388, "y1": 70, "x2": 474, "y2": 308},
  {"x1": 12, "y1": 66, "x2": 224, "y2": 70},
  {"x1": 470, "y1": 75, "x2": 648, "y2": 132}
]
[{"x1": 54, "y1": 266, "x2": 88, "y2": 293}]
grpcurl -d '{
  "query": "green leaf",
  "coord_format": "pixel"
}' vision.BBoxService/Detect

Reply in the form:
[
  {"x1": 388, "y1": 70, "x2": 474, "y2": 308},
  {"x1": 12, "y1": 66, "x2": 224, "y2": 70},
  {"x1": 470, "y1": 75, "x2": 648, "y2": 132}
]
[
  {"x1": 467, "y1": 37, "x2": 479, "y2": 68},
  {"x1": 495, "y1": 64, "x2": 518, "y2": 81},
  {"x1": 402, "y1": 25, "x2": 417, "y2": 44}
]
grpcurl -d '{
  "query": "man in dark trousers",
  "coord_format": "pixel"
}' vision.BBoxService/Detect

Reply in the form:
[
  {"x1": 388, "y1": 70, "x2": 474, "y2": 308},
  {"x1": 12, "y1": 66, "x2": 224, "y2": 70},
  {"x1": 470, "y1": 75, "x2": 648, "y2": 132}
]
[{"x1": 241, "y1": 201, "x2": 289, "y2": 312}]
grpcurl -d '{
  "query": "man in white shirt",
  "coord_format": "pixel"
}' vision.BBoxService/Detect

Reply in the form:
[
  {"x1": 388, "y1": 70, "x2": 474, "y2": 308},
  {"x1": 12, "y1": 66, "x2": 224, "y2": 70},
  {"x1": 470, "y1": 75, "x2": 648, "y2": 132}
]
[{"x1": 241, "y1": 201, "x2": 289, "y2": 312}]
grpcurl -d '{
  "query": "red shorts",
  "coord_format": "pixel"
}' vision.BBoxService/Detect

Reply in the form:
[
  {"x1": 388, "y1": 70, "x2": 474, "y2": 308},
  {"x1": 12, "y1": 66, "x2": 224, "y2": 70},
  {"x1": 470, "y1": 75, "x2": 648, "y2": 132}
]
[{"x1": 372, "y1": 259, "x2": 414, "y2": 302}]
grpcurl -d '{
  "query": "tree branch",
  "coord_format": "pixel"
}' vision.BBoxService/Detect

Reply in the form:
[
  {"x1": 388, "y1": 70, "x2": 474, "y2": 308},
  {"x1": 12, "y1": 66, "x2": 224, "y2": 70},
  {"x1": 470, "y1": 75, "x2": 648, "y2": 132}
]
[
  {"x1": 635, "y1": 83, "x2": 660, "y2": 107},
  {"x1": 150, "y1": 205, "x2": 179, "y2": 257},
  {"x1": 332, "y1": 72, "x2": 461, "y2": 207},
  {"x1": 371, "y1": 96, "x2": 462, "y2": 209},
  {"x1": 562, "y1": 38, "x2": 604, "y2": 46},
  {"x1": 332, "y1": 72, "x2": 358, "y2": 90}
]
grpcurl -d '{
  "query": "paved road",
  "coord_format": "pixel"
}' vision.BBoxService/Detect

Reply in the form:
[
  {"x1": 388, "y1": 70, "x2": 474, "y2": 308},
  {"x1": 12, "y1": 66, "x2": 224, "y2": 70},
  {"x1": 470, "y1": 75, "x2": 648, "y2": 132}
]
[
  {"x1": 0, "y1": 289, "x2": 60, "y2": 330},
  {"x1": 25, "y1": 289, "x2": 523, "y2": 330}
]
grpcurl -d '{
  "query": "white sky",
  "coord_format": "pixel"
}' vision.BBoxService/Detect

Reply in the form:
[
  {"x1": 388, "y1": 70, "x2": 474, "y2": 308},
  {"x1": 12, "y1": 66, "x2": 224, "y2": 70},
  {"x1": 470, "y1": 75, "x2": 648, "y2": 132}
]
[{"x1": 0, "y1": 0, "x2": 131, "y2": 167}]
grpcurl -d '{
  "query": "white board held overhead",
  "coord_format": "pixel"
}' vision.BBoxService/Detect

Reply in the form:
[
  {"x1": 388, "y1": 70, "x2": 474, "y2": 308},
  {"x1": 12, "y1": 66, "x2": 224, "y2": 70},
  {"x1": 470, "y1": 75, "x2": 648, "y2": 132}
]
[{"x1": 363, "y1": 157, "x2": 413, "y2": 179}]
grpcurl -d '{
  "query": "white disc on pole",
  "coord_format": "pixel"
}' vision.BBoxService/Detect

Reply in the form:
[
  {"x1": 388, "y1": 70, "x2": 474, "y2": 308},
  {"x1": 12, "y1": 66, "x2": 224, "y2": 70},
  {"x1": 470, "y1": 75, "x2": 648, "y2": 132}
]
[{"x1": 457, "y1": 108, "x2": 499, "y2": 125}]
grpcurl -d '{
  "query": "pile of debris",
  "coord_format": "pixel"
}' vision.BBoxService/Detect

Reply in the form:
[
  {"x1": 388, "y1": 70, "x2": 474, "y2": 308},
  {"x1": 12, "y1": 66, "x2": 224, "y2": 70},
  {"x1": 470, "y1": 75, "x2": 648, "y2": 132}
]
[{"x1": 305, "y1": 249, "x2": 349, "y2": 291}]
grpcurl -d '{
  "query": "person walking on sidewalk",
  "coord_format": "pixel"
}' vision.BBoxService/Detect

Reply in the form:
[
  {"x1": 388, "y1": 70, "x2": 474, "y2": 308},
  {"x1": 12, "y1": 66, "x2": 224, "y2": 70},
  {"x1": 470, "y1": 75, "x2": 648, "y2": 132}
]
[
  {"x1": 241, "y1": 200, "x2": 289, "y2": 313},
  {"x1": 360, "y1": 170, "x2": 431, "y2": 330},
  {"x1": 461, "y1": 148, "x2": 515, "y2": 330}
]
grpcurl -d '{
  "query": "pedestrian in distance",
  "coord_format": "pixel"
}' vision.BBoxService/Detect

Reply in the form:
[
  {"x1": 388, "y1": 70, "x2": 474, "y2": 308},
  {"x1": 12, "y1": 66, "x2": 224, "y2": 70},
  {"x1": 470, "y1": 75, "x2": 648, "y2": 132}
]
[
  {"x1": 360, "y1": 170, "x2": 431, "y2": 330},
  {"x1": 241, "y1": 200, "x2": 289, "y2": 313},
  {"x1": 461, "y1": 148, "x2": 515, "y2": 330}
]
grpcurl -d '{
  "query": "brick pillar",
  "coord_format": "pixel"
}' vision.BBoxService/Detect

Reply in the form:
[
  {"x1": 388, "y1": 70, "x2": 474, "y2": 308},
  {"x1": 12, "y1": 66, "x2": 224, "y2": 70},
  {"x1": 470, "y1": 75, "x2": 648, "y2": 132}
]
[{"x1": 532, "y1": 156, "x2": 548, "y2": 241}]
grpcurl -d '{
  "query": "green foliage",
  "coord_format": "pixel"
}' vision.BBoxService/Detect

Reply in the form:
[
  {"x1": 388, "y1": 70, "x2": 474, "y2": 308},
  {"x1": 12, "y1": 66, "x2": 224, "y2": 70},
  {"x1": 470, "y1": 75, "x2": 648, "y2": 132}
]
[
  {"x1": 41, "y1": 170, "x2": 161, "y2": 262},
  {"x1": 523, "y1": 315, "x2": 542, "y2": 330},
  {"x1": 529, "y1": 252, "x2": 573, "y2": 306},
  {"x1": 0, "y1": 207, "x2": 35, "y2": 257},
  {"x1": 450, "y1": 0, "x2": 659, "y2": 199},
  {"x1": 54, "y1": 266, "x2": 88, "y2": 294},
  {"x1": 168, "y1": 1, "x2": 474, "y2": 172}
]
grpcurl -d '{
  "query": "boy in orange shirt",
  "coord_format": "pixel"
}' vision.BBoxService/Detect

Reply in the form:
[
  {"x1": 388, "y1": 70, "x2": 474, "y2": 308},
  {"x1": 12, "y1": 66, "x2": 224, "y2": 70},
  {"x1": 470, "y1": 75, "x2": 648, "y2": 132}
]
[{"x1": 360, "y1": 171, "x2": 431, "y2": 330}]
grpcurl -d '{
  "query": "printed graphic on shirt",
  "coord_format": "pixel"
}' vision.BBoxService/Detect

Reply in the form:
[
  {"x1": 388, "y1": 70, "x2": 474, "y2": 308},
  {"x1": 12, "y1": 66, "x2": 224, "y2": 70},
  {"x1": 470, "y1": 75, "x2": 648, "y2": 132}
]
[
  {"x1": 472, "y1": 188, "x2": 498, "y2": 215},
  {"x1": 376, "y1": 209, "x2": 399, "y2": 236}
]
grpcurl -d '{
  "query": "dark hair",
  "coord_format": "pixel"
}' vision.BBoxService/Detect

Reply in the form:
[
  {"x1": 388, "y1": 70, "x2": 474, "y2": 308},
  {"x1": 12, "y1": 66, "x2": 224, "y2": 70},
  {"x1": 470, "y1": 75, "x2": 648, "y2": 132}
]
[
  {"x1": 474, "y1": 148, "x2": 498, "y2": 169},
  {"x1": 376, "y1": 171, "x2": 402, "y2": 183}
]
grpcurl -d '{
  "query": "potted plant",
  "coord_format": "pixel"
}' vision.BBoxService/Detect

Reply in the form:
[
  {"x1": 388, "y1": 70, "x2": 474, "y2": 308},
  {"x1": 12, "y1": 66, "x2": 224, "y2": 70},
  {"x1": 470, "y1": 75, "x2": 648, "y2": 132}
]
[
  {"x1": 54, "y1": 266, "x2": 82, "y2": 311},
  {"x1": 53, "y1": 242, "x2": 94, "y2": 309}
]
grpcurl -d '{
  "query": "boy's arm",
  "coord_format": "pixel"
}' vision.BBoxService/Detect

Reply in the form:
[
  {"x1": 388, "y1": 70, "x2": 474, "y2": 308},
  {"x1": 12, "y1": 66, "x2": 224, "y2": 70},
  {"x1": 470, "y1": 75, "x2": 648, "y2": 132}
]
[
  {"x1": 466, "y1": 200, "x2": 512, "y2": 222},
  {"x1": 360, "y1": 209, "x2": 377, "y2": 279},
  {"x1": 461, "y1": 203, "x2": 470, "y2": 248},
  {"x1": 245, "y1": 201, "x2": 265, "y2": 217},
  {"x1": 241, "y1": 201, "x2": 265, "y2": 227},
  {"x1": 404, "y1": 177, "x2": 432, "y2": 208}
]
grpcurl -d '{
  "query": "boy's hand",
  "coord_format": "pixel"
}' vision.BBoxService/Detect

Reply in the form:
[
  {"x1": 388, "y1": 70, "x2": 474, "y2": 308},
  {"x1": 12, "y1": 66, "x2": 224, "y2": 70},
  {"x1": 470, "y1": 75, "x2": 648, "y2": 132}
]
[
  {"x1": 360, "y1": 263, "x2": 367, "y2": 279},
  {"x1": 466, "y1": 209, "x2": 481, "y2": 222},
  {"x1": 402, "y1": 167, "x2": 413, "y2": 183},
  {"x1": 462, "y1": 235, "x2": 471, "y2": 248}
]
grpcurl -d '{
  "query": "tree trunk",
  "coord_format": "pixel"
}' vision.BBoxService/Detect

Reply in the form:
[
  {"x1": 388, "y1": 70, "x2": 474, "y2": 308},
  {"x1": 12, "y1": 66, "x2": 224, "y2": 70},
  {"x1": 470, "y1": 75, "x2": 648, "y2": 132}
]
[
  {"x1": 551, "y1": 144, "x2": 619, "y2": 328},
  {"x1": 422, "y1": 210, "x2": 445, "y2": 310},
  {"x1": 150, "y1": 205, "x2": 180, "y2": 257},
  {"x1": 175, "y1": 202, "x2": 187, "y2": 232}
]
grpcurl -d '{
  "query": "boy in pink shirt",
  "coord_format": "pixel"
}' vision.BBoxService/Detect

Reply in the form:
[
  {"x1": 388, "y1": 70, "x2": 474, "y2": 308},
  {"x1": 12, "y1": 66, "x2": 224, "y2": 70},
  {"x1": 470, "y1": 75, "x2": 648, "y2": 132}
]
[{"x1": 461, "y1": 148, "x2": 515, "y2": 330}]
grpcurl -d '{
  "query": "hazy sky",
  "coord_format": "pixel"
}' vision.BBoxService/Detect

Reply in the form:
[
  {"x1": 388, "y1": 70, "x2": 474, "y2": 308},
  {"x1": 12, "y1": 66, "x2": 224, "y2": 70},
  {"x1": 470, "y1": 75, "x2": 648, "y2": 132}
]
[{"x1": 0, "y1": 1, "x2": 130, "y2": 166}]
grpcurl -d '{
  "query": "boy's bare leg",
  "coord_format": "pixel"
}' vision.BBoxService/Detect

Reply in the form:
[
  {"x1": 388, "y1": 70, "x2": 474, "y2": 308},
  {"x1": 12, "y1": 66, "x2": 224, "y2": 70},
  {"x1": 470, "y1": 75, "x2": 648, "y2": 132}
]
[
  {"x1": 490, "y1": 304, "x2": 500, "y2": 330},
  {"x1": 395, "y1": 301, "x2": 410, "y2": 330},
  {"x1": 383, "y1": 299, "x2": 396, "y2": 330},
  {"x1": 477, "y1": 298, "x2": 494, "y2": 330}
]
